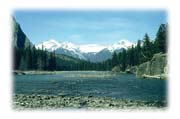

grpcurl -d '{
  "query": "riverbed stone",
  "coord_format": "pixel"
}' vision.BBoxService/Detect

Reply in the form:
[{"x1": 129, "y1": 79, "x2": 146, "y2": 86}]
[{"x1": 13, "y1": 94, "x2": 167, "y2": 110}]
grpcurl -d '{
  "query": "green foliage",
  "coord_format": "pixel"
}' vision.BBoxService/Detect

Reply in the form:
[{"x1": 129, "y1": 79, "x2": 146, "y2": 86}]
[
  {"x1": 111, "y1": 24, "x2": 167, "y2": 71},
  {"x1": 13, "y1": 23, "x2": 167, "y2": 71},
  {"x1": 112, "y1": 52, "x2": 118, "y2": 67},
  {"x1": 121, "y1": 49, "x2": 127, "y2": 71},
  {"x1": 154, "y1": 24, "x2": 167, "y2": 53},
  {"x1": 142, "y1": 33, "x2": 154, "y2": 61}
]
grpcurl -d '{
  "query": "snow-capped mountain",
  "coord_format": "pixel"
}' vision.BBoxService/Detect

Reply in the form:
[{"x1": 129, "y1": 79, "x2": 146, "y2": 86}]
[
  {"x1": 107, "y1": 39, "x2": 134, "y2": 52},
  {"x1": 36, "y1": 39, "x2": 134, "y2": 62},
  {"x1": 79, "y1": 44, "x2": 106, "y2": 53},
  {"x1": 36, "y1": 39, "x2": 87, "y2": 60},
  {"x1": 86, "y1": 39, "x2": 134, "y2": 62},
  {"x1": 36, "y1": 39, "x2": 61, "y2": 51}
]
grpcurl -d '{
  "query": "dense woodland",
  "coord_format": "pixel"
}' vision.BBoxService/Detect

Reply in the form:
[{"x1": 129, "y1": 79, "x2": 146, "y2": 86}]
[
  {"x1": 13, "y1": 23, "x2": 167, "y2": 71},
  {"x1": 110, "y1": 23, "x2": 167, "y2": 71}
]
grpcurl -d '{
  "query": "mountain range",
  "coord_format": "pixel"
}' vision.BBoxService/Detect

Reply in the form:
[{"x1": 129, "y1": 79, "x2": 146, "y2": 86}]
[{"x1": 36, "y1": 39, "x2": 134, "y2": 62}]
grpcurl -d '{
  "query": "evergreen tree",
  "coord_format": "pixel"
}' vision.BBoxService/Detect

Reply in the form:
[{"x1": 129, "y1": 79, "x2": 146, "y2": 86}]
[
  {"x1": 121, "y1": 49, "x2": 127, "y2": 71},
  {"x1": 112, "y1": 52, "x2": 118, "y2": 67},
  {"x1": 13, "y1": 47, "x2": 21, "y2": 70},
  {"x1": 32, "y1": 46, "x2": 38, "y2": 69},
  {"x1": 154, "y1": 24, "x2": 167, "y2": 53},
  {"x1": 53, "y1": 51, "x2": 56, "y2": 70},
  {"x1": 43, "y1": 49, "x2": 48, "y2": 70},
  {"x1": 142, "y1": 33, "x2": 153, "y2": 61},
  {"x1": 134, "y1": 40, "x2": 142, "y2": 65},
  {"x1": 130, "y1": 46, "x2": 135, "y2": 66},
  {"x1": 48, "y1": 52, "x2": 54, "y2": 71},
  {"x1": 19, "y1": 56, "x2": 27, "y2": 70},
  {"x1": 26, "y1": 45, "x2": 32, "y2": 69}
]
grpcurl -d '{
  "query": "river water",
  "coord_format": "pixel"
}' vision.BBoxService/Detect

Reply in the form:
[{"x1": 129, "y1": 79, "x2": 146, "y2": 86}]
[{"x1": 14, "y1": 71, "x2": 167, "y2": 101}]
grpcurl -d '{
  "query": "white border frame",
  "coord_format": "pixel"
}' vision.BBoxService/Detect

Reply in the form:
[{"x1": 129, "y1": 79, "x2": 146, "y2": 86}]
[{"x1": 0, "y1": 0, "x2": 180, "y2": 119}]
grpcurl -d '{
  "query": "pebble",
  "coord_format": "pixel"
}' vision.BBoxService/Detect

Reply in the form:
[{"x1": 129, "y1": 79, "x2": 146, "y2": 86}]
[{"x1": 13, "y1": 94, "x2": 167, "y2": 109}]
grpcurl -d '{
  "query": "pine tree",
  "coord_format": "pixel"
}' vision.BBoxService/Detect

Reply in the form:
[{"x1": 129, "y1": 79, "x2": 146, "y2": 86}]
[
  {"x1": 32, "y1": 45, "x2": 38, "y2": 70},
  {"x1": 53, "y1": 51, "x2": 56, "y2": 70},
  {"x1": 142, "y1": 33, "x2": 153, "y2": 61},
  {"x1": 13, "y1": 47, "x2": 21, "y2": 70},
  {"x1": 154, "y1": 24, "x2": 167, "y2": 53},
  {"x1": 48, "y1": 52, "x2": 54, "y2": 71},
  {"x1": 134, "y1": 40, "x2": 142, "y2": 65},
  {"x1": 43, "y1": 49, "x2": 48, "y2": 70},
  {"x1": 36, "y1": 48, "x2": 43, "y2": 70},
  {"x1": 112, "y1": 52, "x2": 118, "y2": 67},
  {"x1": 130, "y1": 46, "x2": 135, "y2": 66},
  {"x1": 19, "y1": 56, "x2": 27, "y2": 70},
  {"x1": 26, "y1": 45, "x2": 32, "y2": 69},
  {"x1": 121, "y1": 49, "x2": 127, "y2": 71}
]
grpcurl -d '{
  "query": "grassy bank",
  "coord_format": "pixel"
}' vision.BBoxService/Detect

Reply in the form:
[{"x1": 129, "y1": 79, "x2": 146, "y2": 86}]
[{"x1": 13, "y1": 94, "x2": 167, "y2": 110}]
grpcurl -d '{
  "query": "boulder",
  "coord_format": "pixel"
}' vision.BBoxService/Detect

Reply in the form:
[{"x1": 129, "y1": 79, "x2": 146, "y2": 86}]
[
  {"x1": 136, "y1": 62, "x2": 151, "y2": 77},
  {"x1": 126, "y1": 66, "x2": 138, "y2": 74},
  {"x1": 112, "y1": 65, "x2": 122, "y2": 72},
  {"x1": 149, "y1": 53, "x2": 167, "y2": 76},
  {"x1": 136, "y1": 53, "x2": 167, "y2": 79}
]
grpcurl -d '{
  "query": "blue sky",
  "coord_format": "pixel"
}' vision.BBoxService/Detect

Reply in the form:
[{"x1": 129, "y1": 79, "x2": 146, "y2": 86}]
[{"x1": 13, "y1": 10, "x2": 167, "y2": 45}]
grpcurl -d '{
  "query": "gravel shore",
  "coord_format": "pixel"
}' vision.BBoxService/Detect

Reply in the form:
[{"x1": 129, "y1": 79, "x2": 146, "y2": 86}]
[{"x1": 13, "y1": 94, "x2": 167, "y2": 110}]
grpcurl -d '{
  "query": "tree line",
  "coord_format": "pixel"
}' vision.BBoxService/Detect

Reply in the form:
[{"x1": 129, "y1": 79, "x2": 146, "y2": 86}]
[
  {"x1": 110, "y1": 23, "x2": 167, "y2": 71},
  {"x1": 13, "y1": 23, "x2": 167, "y2": 71},
  {"x1": 13, "y1": 44, "x2": 112, "y2": 71},
  {"x1": 13, "y1": 45, "x2": 56, "y2": 71}
]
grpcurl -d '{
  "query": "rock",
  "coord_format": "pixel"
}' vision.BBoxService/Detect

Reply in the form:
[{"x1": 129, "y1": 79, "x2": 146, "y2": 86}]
[
  {"x1": 13, "y1": 17, "x2": 32, "y2": 49},
  {"x1": 136, "y1": 61, "x2": 151, "y2": 77},
  {"x1": 13, "y1": 94, "x2": 167, "y2": 109},
  {"x1": 149, "y1": 53, "x2": 167, "y2": 75},
  {"x1": 136, "y1": 53, "x2": 167, "y2": 79},
  {"x1": 13, "y1": 71, "x2": 26, "y2": 75},
  {"x1": 79, "y1": 100, "x2": 87, "y2": 107},
  {"x1": 112, "y1": 65, "x2": 122, "y2": 72},
  {"x1": 126, "y1": 66, "x2": 137, "y2": 74},
  {"x1": 141, "y1": 74, "x2": 161, "y2": 79}
]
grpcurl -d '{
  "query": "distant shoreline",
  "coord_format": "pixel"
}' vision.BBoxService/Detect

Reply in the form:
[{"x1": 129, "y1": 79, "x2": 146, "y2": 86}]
[
  {"x1": 13, "y1": 70, "x2": 116, "y2": 75},
  {"x1": 13, "y1": 94, "x2": 167, "y2": 110},
  {"x1": 13, "y1": 70, "x2": 57, "y2": 75}
]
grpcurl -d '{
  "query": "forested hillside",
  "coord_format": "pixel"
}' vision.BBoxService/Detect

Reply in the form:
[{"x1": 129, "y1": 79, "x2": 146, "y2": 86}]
[
  {"x1": 12, "y1": 18, "x2": 107, "y2": 71},
  {"x1": 111, "y1": 24, "x2": 167, "y2": 72},
  {"x1": 12, "y1": 17, "x2": 167, "y2": 71}
]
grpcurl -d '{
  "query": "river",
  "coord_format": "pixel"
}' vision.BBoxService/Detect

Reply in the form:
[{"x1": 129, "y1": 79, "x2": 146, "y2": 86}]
[{"x1": 14, "y1": 71, "x2": 167, "y2": 101}]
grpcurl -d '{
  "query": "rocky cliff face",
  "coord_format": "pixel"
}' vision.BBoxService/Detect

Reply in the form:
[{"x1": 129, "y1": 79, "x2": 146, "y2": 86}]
[
  {"x1": 12, "y1": 17, "x2": 31, "y2": 49},
  {"x1": 136, "y1": 53, "x2": 167, "y2": 79}
]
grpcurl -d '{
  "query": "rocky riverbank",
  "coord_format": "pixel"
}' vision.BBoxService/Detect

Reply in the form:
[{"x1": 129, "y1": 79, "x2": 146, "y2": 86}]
[
  {"x1": 136, "y1": 53, "x2": 168, "y2": 79},
  {"x1": 13, "y1": 94, "x2": 167, "y2": 110},
  {"x1": 112, "y1": 53, "x2": 168, "y2": 79}
]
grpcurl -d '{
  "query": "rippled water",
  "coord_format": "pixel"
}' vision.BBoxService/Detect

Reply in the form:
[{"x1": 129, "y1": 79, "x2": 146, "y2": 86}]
[{"x1": 14, "y1": 71, "x2": 167, "y2": 101}]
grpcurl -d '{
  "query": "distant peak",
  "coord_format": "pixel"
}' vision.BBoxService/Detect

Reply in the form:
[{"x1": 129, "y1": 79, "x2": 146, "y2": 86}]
[
  {"x1": 48, "y1": 39, "x2": 56, "y2": 41},
  {"x1": 47, "y1": 39, "x2": 60, "y2": 44},
  {"x1": 118, "y1": 39, "x2": 131, "y2": 44},
  {"x1": 117, "y1": 39, "x2": 134, "y2": 46}
]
